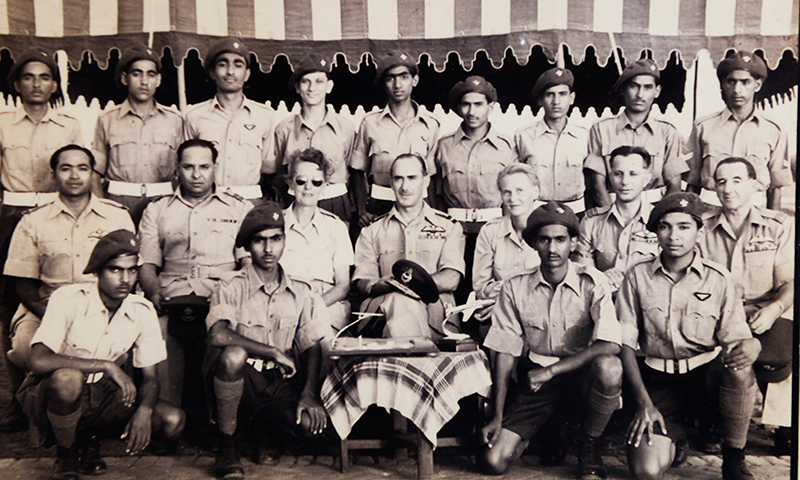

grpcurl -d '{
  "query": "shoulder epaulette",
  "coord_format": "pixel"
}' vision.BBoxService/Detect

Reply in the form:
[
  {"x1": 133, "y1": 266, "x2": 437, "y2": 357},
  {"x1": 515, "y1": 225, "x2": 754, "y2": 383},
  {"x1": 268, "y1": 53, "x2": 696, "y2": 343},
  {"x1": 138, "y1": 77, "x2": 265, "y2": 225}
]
[
  {"x1": 54, "y1": 110, "x2": 78, "y2": 120},
  {"x1": 318, "y1": 208, "x2": 337, "y2": 219},
  {"x1": 700, "y1": 257, "x2": 731, "y2": 278},
  {"x1": 97, "y1": 197, "x2": 128, "y2": 210},
  {"x1": 160, "y1": 104, "x2": 182, "y2": 117},
  {"x1": 584, "y1": 205, "x2": 611, "y2": 218},
  {"x1": 20, "y1": 203, "x2": 50, "y2": 215},
  {"x1": 433, "y1": 209, "x2": 456, "y2": 222},
  {"x1": 222, "y1": 190, "x2": 245, "y2": 202},
  {"x1": 695, "y1": 111, "x2": 723, "y2": 125},
  {"x1": 760, "y1": 208, "x2": 790, "y2": 224},
  {"x1": 494, "y1": 132, "x2": 514, "y2": 147}
]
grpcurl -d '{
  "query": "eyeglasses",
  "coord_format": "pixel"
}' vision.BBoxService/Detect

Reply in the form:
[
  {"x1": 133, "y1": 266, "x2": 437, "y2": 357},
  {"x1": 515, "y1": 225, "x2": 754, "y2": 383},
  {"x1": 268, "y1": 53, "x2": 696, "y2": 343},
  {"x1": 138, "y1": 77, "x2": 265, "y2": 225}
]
[{"x1": 294, "y1": 177, "x2": 324, "y2": 188}]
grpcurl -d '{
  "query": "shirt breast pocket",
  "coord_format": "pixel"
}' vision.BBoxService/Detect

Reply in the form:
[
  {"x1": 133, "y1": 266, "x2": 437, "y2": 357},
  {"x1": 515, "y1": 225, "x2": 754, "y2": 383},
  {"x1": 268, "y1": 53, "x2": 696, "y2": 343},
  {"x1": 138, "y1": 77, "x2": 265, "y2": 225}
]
[
  {"x1": 683, "y1": 299, "x2": 719, "y2": 345},
  {"x1": 368, "y1": 142, "x2": 393, "y2": 179},
  {"x1": 520, "y1": 309, "x2": 547, "y2": 344},
  {"x1": 745, "y1": 143, "x2": 771, "y2": 163},
  {"x1": 743, "y1": 250, "x2": 776, "y2": 295},
  {"x1": 206, "y1": 224, "x2": 238, "y2": 260},
  {"x1": 441, "y1": 162, "x2": 467, "y2": 193},
  {"x1": 239, "y1": 129, "x2": 264, "y2": 167},
  {"x1": 108, "y1": 132, "x2": 139, "y2": 167},
  {"x1": 273, "y1": 314, "x2": 299, "y2": 352}
]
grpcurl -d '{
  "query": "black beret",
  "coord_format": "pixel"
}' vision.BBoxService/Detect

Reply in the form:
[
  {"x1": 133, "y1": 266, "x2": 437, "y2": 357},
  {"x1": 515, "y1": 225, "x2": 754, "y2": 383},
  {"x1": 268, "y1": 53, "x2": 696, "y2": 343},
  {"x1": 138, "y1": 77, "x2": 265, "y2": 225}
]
[
  {"x1": 522, "y1": 201, "x2": 580, "y2": 246},
  {"x1": 448, "y1": 76, "x2": 498, "y2": 112},
  {"x1": 7, "y1": 49, "x2": 59, "y2": 89},
  {"x1": 531, "y1": 67, "x2": 574, "y2": 100},
  {"x1": 646, "y1": 192, "x2": 708, "y2": 232},
  {"x1": 612, "y1": 59, "x2": 660, "y2": 92},
  {"x1": 235, "y1": 202, "x2": 284, "y2": 248},
  {"x1": 387, "y1": 259, "x2": 439, "y2": 304},
  {"x1": 374, "y1": 50, "x2": 418, "y2": 87},
  {"x1": 289, "y1": 52, "x2": 332, "y2": 86},
  {"x1": 115, "y1": 45, "x2": 162, "y2": 87},
  {"x1": 204, "y1": 38, "x2": 251, "y2": 73},
  {"x1": 83, "y1": 230, "x2": 139, "y2": 275},
  {"x1": 716, "y1": 51, "x2": 768, "y2": 81}
]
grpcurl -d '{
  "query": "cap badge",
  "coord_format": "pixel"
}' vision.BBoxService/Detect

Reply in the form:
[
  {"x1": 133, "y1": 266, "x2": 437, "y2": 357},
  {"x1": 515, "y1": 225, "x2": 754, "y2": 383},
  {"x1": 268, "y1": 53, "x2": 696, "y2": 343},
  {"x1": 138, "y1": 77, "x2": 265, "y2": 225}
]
[
  {"x1": 320, "y1": 59, "x2": 326, "y2": 66},
  {"x1": 556, "y1": 207, "x2": 565, "y2": 214},
  {"x1": 400, "y1": 268, "x2": 413, "y2": 284},
  {"x1": 273, "y1": 212, "x2": 279, "y2": 221},
  {"x1": 742, "y1": 55, "x2": 751, "y2": 62},
  {"x1": 650, "y1": 64, "x2": 656, "y2": 71},
  {"x1": 233, "y1": 42, "x2": 240, "y2": 49},
  {"x1": 472, "y1": 79, "x2": 481, "y2": 85},
  {"x1": 130, "y1": 239, "x2": 136, "y2": 247},
  {"x1": 400, "y1": 54, "x2": 407, "y2": 60},
  {"x1": 556, "y1": 69, "x2": 563, "y2": 76},
  {"x1": 679, "y1": 199, "x2": 689, "y2": 207}
]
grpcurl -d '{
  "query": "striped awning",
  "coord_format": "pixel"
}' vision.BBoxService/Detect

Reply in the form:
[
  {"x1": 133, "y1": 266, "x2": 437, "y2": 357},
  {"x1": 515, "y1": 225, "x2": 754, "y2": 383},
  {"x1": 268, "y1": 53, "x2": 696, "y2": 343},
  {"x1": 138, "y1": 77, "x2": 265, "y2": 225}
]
[{"x1": 0, "y1": 0, "x2": 797, "y2": 71}]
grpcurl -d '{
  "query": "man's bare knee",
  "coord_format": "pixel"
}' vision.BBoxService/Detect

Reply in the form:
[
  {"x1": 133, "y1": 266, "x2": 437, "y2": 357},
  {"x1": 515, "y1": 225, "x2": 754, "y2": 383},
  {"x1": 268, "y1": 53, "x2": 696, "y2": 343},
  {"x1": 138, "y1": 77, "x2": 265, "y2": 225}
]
[
  {"x1": 479, "y1": 429, "x2": 521, "y2": 475},
  {"x1": 217, "y1": 346, "x2": 248, "y2": 379},
  {"x1": 721, "y1": 365, "x2": 755, "y2": 389},
  {"x1": 627, "y1": 435, "x2": 673, "y2": 480},
  {"x1": 46, "y1": 368, "x2": 84, "y2": 404},
  {"x1": 154, "y1": 401, "x2": 186, "y2": 440},
  {"x1": 592, "y1": 354, "x2": 623, "y2": 392}
]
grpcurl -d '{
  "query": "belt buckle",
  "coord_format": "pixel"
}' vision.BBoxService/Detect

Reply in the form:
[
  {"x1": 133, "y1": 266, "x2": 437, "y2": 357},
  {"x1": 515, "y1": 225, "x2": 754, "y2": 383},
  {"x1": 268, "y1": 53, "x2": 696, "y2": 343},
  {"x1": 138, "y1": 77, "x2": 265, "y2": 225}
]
[
  {"x1": 190, "y1": 265, "x2": 198, "y2": 279},
  {"x1": 467, "y1": 209, "x2": 477, "y2": 222},
  {"x1": 141, "y1": 183, "x2": 148, "y2": 196}
]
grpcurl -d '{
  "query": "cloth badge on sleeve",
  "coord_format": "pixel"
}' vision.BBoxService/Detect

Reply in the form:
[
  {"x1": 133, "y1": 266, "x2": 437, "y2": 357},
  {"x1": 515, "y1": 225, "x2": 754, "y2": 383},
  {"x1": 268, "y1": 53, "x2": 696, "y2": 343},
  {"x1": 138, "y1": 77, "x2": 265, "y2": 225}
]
[{"x1": 694, "y1": 292, "x2": 711, "y2": 301}]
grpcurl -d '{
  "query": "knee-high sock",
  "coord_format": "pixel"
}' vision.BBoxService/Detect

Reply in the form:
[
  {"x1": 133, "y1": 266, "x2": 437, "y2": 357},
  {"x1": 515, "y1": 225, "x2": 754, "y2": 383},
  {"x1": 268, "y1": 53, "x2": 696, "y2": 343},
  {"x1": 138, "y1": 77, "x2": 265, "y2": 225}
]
[
  {"x1": 719, "y1": 383, "x2": 756, "y2": 449},
  {"x1": 214, "y1": 377, "x2": 243, "y2": 436},
  {"x1": 584, "y1": 386, "x2": 621, "y2": 438},
  {"x1": 47, "y1": 408, "x2": 82, "y2": 448}
]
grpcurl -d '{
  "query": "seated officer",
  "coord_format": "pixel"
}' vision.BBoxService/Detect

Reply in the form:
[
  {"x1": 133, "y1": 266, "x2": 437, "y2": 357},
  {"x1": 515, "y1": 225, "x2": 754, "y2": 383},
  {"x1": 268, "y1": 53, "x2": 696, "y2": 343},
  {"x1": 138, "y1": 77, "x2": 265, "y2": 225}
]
[
  {"x1": 515, "y1": 67, "x2": 588, "y2": 213},
  {"x1": 204, "y1": 203, "x2": 330, "y2": 478},
  {"x1": 139, "y1": 139, "x2": 254, "y2": 406},
  {"x1": 617, "y1": 192, "x2": 760, "y2": 480},
  {"x1": 699, "y1": 157, "x2": 794, "y2": 455},
  {"x1": 4, "y1": 145, "x2": 134, "y2": 371},
  {"x1": 576, "y1": 146, "x2": 659, "y2": 291},
  {"x1": 480, "y1": 202, "x2": 623, "y2": 480},
  {"x1": 93, "y1": 45, "x2": 183, "y2": 224},
  {"x1": 584, "y1": 59, "x2": 686, "y2": 208},
  {"x1": 353, "y1": 153, "x2": 465, "y2": 339},
  {"x1": 20, "y1": 230, "x2": 185, "y2": 480}
]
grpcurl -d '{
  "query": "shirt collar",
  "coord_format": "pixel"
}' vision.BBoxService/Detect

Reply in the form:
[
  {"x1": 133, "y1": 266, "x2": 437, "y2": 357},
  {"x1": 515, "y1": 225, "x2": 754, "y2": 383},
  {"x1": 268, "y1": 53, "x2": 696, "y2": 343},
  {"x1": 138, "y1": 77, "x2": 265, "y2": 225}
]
[
  {"x1": 13, "y1": 105, "x2": 62, "y2": 126},
  {"x1": 246, "y1": 263, "x2": 295, "y2": 297},
  {"x1": 284, "y1": 204, "x2": 325, "y2": 235},
  {"x1": 211, "y1": 94, "x2": 252, "y2": 114},
  {"x1": 380, "y1": 101, "x2": 433, "y2": 128},
  {"x1": 616, "y1": 108, "x2": 654, "y2": 134},
  {"x1": 531, "y1": 118, "x2": 580, "y2": 139},
  {"x1": 295, "y1": 105, "x2": 339, "y2": 134},
  {"x1": 608, "y1": 200, "x2": 652, "y2": 226},
  {"x1": 117, "y1": 98, "x2": 164, "y2": 120},
  {"x1": 86, "y1": 283, "x2": 137, "y2": 322},
  {"x1": 720, "y1": 107, "x2": 762, "y2": 125},
  {"x1": 384, "y1": 201, "x2": 437, "y2": 230},
  {"x1": 531, "y1": 261, "x2": 582, "y2": 296},
  {"x1": 708, "y1": 204, "x2": 768, "y2": 236},
  {"x1": 650, "y1": 251, "x2": 704, "y2": 279},
  {"x1": 46, "y1": 193, "x2": 108, "y2": 221},
  {"x1": 167, "y1": 184, "x2": 230, "y2": 207}
]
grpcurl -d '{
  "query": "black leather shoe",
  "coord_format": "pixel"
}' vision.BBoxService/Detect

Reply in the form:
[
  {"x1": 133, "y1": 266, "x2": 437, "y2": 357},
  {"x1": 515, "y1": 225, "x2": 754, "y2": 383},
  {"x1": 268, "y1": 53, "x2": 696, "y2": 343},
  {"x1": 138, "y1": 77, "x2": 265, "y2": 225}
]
[
  {"x1": 578, "y1": 435, "x2": 606, "y2": 480},
  {"x1": 52, "y1": 445, "x2": 80, "y2": 480},
  {"x1": 79, "y1": 436, "x2": 108, "y2": 475},
  {"x1": 215, "y1": 433, "x2": 244, "y2": 479},
  {"x1": 722, "y1": 446, "x2": 754, "y2": 480},
  {"x1": 773, "y1": 427, "x2": 792, "y2": 456},
  {"x1": 671, "y1": 439, "x2": 688, "y2": 467}
]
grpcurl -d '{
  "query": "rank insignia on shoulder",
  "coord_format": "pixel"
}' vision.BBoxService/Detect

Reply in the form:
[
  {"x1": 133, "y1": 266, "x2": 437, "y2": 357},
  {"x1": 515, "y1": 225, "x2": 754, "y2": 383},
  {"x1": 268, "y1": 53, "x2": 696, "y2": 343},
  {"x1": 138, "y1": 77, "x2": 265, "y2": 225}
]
[{"x1": 694, "y1": 292, "x2": 711, "y2": 301}]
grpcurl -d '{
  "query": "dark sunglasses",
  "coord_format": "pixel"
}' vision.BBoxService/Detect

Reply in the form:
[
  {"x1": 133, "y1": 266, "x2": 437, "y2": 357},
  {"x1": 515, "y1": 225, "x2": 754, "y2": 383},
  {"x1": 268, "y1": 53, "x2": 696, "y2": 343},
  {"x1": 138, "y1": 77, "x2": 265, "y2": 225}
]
[{"x1": 294, "y1": 177, "x2": 324, "y2": 187}]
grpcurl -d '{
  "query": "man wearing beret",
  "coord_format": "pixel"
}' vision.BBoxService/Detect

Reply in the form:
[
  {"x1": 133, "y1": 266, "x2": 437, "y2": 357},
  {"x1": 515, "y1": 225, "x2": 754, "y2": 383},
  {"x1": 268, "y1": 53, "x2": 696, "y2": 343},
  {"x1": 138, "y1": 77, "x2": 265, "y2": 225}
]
[
  {"x1": 139, "y1": 139, "x2": 253, "y2": 407},
  {"x1": 480, "y1": 201, "x2": 623, "y2": 480},
  {"x1": 699, "y1": 157, "x2": 794, "y2": 455},
  {"x1": 617, "y1": 192, "x2": 760, "y2": 480},
  {"x1": 515, "y1": 67, "x2": 589, "y2": 213},
  {"x1": 273, "y1": 53, "x2": 356, "y2": 223},
  {"x1": 183, "y1": 37, "x2": 276, "y2": 202},
  {"x1": 584, "y1": 59, "x2": 687, "y2": 209},
  {"x1": 351, "y1": 50, "x2": 440, "y2": 227},
  {"x1": 4, "y1": 145, "x2": 134, "y2": 389},
  {"x1": 204, "y1": 202, "x2": 330, "y2": 478},
  {"x1": 353, "y1": 153, "x2": 465, "y2": 338},
  {"x1": 686, "y1": 51, "x2": 791, "y2": 210},
  {"x1": 20, "y1": 230, "x2": 185, "y2": 480},
  {"x1": 0, "y1": 49, "x2": 83, "y2": 428},
  {"x1": 93, "y1": 45, "x2": 183, "y2": 225}
]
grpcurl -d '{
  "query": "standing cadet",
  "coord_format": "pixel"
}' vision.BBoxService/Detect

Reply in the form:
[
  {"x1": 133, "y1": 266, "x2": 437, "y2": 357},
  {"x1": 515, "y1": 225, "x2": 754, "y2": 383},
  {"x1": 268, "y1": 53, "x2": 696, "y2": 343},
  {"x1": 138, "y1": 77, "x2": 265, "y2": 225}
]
[
  {"x1": 617, "y1": 192, "x2": 760, "y2": 480},
  {"x1": 686, "y1": 52, "x2": 792, "y2": 210},
  {"x1": 480, "y1": 202, "x2": 623, "y2": 480},
  {"x1": 515, "y1": 67, "x2": 589, "y2": 213},
  {"x1": 0, "y1": 49, "x2": 82, "y2": 428},
  {"x1": 139, "y1": 139, "x2": 253, "y2": 407},
  {"x1": 575, "y1": 146, "x2": 659, "y2": 291},
  {"x1": 699, "y1": 157, "x2": 794, "y2": 455},
  {"x1": 20, "y1": 230, "x2": 185, "y2": 480},
  {"x1": 93, "y1": 45, "x2": 183, "y2": 224},
  {"x1": 351, "y1": 51, "x2": 440, "y2": 227},
  {"x1": 183, "y1": 38, "x2": 276, "y2": 202},
  {"x1": 353, "y1": 153, "x2": 464, "y2": 338},
  {"x1": 435, "y1": 75, "x2": 515, "y2": 304},
  {"x1": 4, "y1": 145, "x2": 134, "y2": 372},
  {"x1": 274, "y1": 53, "x2": 356, "y2": 223},
  {"x1": 204, "y1": 203, "x2": 330, "y2": 478},
  {"x1": 584, "y1": 59, "x2": 686, "y2": 208}
]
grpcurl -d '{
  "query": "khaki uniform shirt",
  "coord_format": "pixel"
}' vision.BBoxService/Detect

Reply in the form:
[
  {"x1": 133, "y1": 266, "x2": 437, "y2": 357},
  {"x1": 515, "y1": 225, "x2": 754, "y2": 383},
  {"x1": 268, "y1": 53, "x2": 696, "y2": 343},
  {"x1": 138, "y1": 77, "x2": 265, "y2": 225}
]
[
  {"x1": 4, "y1": 195, "x2": 134, "y2": 298},
  {"x1": 616, "y1": 253, "x2": 751, "y2": 359},
  {"x1": 351, "y1": 103, "x2": 440, "y2": 186},
  {"x1": 435, "y1": 123, "x2": 516, "y2": 209},
  {"x1": 93, "y1": 99, "x2": 183, "y2": 183},
  {"x1": 31, "y1": 283, "x2": 166, "y2": 368},
  {"x1": 576, "y1": 202, "x2": 659, "y2": 273},
  {"x1": 514, "y1": 119, "x2": 588, "y2": 202},
  {"x1": 206, "y1": 264, "x2": 330, "y2": 353},
  {"x1": 139, "y1": 187, "x2": 253, "y2": 298},
  {"x1": 700, "y1": 206, "x2": 793, "y2": 313},
  {"x1": 484, "y1": 261, "x2": 621, "y2": 359},
  {"x1": 584, "y1": 108, "x2": 687, "y2": 188},
  {"x1": 472, "y1": 215, "x2": 539, "y2": 300},
  {"x1": 0, "y1": 106, "x2": 82, "y2": 192},
  {"x1": 273, "y1": 105, "x2": 355, "y2": 186},
  {"x1": 183, "y1": 96, "x2": 275, "y2": 185},
  {"x1": 686, "y1": 108, "x2": 791, "y2": 191}
]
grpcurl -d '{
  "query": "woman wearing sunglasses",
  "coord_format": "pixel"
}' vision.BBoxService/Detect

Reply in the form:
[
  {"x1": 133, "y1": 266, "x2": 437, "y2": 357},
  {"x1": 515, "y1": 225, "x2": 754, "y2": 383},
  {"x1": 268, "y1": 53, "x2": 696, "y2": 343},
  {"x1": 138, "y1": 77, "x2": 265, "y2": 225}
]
[{"x1": 280, "y1": 148, "x2": 354, "y2": 331}]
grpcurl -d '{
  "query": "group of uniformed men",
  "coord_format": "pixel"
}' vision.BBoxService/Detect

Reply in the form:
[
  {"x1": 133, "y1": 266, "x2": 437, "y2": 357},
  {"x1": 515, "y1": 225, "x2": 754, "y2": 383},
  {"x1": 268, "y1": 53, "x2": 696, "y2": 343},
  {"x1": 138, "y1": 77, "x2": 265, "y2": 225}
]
[{"x1": 0, "y1": 36, "x2": 792, "y2": 480}]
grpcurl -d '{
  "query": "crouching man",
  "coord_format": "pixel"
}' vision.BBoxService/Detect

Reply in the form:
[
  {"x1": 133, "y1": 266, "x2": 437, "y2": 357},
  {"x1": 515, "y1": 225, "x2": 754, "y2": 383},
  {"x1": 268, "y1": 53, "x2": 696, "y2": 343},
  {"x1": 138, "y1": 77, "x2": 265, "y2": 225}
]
[
  {"x1": 479, "y1": 202, "x2": 623, "y2": 480},
  {"x1": 204, "y1": 202, "x2": 331, "y2": 479},
  {"x1": 20, "y1": 230, "x2": 185, "y2": 480},
  {"x1": 617, "y1": 193, "x2": 760, "y2": 480}
]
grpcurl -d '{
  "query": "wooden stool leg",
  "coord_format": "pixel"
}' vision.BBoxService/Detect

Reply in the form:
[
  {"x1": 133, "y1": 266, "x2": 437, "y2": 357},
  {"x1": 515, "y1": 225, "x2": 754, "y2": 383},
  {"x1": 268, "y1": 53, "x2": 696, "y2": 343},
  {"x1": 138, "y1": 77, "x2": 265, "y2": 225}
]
[
  {"x1": 416, "y1": 429, "x2": 433, "y2": 480},
  {"x1": 340, "y1": 437, "x2": 349, "y2": 473},
  {"x1": 392, "y1": 410, "x2": 408, "y2": 461}
]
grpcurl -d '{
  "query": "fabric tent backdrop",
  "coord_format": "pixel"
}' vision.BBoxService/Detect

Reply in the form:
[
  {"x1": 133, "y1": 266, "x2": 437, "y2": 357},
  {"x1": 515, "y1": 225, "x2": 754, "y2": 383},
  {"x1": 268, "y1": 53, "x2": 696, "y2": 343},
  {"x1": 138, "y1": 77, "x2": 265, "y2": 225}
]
[{"x1": 0, "y1": 0, "x2": 797, "y2": 72}]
